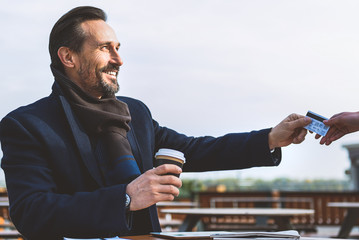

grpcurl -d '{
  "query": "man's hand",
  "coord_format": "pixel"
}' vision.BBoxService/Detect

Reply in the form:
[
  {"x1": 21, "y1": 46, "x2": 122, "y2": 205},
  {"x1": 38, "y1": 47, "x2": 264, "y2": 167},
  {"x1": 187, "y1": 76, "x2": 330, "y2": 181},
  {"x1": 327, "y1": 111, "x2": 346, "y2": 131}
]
[
  {"x1": 268, "y1": 114, "x2": 311, "y2": 149},
  {"x1": 126, "y1": 164, "x2": 182, "y2": 211},
  {"x1": 316, "y1": 112, "x2": 359, "y2": 145}
]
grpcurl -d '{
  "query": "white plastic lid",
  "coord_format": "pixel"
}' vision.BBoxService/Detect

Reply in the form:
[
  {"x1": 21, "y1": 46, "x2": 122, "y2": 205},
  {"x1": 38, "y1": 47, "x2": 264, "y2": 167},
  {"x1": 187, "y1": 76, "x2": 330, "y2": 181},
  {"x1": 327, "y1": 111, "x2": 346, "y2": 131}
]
[{"x1": 155, "y1": 148, "x2": 186, "y2": 163}]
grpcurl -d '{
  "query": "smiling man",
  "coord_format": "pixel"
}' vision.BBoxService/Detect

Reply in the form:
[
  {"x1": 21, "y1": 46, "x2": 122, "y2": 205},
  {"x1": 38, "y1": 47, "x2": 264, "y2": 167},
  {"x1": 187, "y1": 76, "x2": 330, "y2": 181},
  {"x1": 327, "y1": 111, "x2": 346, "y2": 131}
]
[
  {"x1": 59, "y1": 19, "x2": 122, "y2": 99},
  {"x1": 0, "y1": 6, "x2": 311, "y2": 240}
]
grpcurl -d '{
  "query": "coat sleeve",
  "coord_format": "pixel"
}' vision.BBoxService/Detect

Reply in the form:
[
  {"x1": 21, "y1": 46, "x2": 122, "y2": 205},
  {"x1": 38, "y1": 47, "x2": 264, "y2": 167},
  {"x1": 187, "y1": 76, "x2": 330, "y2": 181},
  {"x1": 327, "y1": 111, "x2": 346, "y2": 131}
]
[
  {"x1": 0, "y1": 115, "x2": 132, "y2": 239},
  {"x1": 153, "y1": 120, "x2": 281, "y2": 172},
  {"x1": 123, "y1": 96, "x2": 281, "y2": 173}
]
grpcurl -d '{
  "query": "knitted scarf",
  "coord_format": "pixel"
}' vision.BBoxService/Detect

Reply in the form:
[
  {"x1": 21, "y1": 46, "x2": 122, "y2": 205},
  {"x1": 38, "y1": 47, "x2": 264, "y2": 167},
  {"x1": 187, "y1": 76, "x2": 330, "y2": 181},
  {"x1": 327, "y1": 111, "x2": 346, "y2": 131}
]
[{"x1": 51, "y1": 66, "x2": 141, "y2": 185}]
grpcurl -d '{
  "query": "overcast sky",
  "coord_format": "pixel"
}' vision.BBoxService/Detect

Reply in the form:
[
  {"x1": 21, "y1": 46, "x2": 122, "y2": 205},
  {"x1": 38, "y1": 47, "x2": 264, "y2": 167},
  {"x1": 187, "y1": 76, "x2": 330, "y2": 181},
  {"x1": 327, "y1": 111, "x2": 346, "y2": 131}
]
[{"x1": 1, "y1": 0, "x2": 359, "y2": 181}]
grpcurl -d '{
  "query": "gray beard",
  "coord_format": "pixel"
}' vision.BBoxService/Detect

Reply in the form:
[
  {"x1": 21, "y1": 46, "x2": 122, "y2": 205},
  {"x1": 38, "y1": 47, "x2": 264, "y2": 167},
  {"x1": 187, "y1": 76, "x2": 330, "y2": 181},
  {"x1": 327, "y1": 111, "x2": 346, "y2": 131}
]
[
  {"x1": 77, "y1": 65, "x2": 120, "y2": 97},
  {"x1": 99, "y1": 76, "x2": 120, "y2": 97}
]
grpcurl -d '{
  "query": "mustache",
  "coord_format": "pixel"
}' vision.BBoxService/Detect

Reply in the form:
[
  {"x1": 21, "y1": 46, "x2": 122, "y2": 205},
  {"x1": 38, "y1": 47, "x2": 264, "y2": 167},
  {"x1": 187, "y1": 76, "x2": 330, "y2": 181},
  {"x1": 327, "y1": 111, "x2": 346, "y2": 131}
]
[{"x1": 101, "y1": 64, "x2": 119, "y2": 72}]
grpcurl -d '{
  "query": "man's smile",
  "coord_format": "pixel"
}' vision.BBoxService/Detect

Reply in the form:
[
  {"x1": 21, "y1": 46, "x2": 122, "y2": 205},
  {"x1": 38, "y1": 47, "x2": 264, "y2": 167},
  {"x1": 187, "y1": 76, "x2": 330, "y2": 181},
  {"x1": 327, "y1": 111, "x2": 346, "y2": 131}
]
[
  {"x1": 104, "y1": 70, "x2": 117, "y2": 79},
  {"x1": 101, "y1": 66, "x2": 119, "y2": 81}
]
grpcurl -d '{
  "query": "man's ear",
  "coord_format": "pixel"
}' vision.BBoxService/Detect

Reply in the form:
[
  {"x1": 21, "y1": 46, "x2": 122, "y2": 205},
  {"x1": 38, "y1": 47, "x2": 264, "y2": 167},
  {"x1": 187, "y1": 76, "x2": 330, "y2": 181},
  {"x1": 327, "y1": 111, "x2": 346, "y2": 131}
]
[{"x1": 57, "y1": 47, "x2": 76, "y2": 68}]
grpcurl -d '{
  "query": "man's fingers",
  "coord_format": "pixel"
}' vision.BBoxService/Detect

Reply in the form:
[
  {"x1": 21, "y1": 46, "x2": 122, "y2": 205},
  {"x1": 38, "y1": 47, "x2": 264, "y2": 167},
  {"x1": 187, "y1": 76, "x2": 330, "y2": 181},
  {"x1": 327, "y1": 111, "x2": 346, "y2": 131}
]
[
  {"x1": 320, "y1": 129, "x2": 344, "y2": 145},
  {"x1": 319, "y1": 136, "x2": 327, "y2": 145},
  {"x1": 127, "y1": 164, "x2": 184, "y2": 211},
  {"x1": 154, "y1": 164, "x2": 182, "y2": 176},
  {"x1": 159, "y1": 184, "x2": 180, "y2": 196},
  {"x1": 157, "y1": 193, "x2": 176, "y2": 202},
  {"x1": 329, "y1": 130, "x2": 345, "y2": 142},
  {"x1": 293, "y1": 129, "x2": 307, "y2": 144},
  {"x1": 321, "y1": 127, "x2": 337, "y2": 143},
  {"x1": 289, "y1": 117, "x2": 311, "y2": 130},
  {"x1": 158, "y1": 175, "x2": 182, "y2": 188}
]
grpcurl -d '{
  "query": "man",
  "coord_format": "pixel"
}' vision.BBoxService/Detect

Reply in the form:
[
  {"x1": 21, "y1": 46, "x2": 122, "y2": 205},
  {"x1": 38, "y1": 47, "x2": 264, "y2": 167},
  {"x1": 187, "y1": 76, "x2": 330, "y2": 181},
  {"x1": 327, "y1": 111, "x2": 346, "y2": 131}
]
[
  {"x1": 316, "y1": 111, "x2": 359, "y2": 145},
  {"x1": 0, "y1": 6, "x2": 311, "y2": 240}
]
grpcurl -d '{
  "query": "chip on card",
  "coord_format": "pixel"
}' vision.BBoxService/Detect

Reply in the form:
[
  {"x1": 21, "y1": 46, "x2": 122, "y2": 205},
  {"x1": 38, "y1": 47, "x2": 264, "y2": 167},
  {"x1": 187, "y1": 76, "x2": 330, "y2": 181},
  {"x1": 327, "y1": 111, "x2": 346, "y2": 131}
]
[{"x1": 304, "y1": 111, "x2": 330, "y2": 136}]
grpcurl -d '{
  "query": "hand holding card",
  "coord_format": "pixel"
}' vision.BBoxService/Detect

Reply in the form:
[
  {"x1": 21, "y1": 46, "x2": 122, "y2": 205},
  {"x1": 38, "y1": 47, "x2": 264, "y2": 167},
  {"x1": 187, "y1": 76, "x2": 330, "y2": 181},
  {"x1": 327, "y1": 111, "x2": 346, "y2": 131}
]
[
  {"x1": 317, "y1": 111, "x2": 359, "y2": 145},
  {"x1": 304, "y1": 111, "x2": 330, "y2": 136},
  {"x1": 269, "y1": 114, "x2": 311, "y2": 148}
]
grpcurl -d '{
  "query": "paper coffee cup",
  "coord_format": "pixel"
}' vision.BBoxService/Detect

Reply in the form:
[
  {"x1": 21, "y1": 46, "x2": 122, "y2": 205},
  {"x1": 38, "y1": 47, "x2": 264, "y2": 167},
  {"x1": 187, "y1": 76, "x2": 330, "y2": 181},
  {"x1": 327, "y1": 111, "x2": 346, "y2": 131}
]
[{"x1": 154, "y1": 148, "x2": 186, "y2": 177}]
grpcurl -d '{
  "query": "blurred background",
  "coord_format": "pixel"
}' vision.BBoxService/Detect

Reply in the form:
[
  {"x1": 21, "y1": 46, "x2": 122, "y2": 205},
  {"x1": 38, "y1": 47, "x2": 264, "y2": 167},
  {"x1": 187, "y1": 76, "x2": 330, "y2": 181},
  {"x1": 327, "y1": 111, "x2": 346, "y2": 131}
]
[{"x1": 1, "y1": 0, "x2": 359, "y2": 188}]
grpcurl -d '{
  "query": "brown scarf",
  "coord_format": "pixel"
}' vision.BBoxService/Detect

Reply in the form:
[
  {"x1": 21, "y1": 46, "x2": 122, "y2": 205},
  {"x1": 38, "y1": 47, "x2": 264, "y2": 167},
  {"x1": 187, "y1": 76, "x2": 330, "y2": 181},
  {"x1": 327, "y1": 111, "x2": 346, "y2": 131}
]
[{"x1": 52, "y1": 66, "x2": 140, "y2": 185}]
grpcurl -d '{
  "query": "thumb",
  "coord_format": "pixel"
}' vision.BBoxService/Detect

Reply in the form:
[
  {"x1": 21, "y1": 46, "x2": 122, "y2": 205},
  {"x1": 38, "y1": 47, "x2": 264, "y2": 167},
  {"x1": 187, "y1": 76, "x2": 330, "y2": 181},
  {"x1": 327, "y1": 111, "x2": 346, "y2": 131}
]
[
  {"x1": 323, "y1": 118, "x2": 335, "y2": 126},
  {"x1": 289, "y1": 117, "x2": 311, "y2": 129},
  {"x1": 324, "y1": 113, "x2": 341, "y2": 126}
]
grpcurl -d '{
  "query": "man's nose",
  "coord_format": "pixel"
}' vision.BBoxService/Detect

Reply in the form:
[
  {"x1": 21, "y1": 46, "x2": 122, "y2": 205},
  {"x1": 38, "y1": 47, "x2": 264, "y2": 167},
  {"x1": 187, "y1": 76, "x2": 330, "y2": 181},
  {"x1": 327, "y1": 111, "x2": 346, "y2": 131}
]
[{"x1": 111, "y1": 50, "x2": 123, "y2": 66}]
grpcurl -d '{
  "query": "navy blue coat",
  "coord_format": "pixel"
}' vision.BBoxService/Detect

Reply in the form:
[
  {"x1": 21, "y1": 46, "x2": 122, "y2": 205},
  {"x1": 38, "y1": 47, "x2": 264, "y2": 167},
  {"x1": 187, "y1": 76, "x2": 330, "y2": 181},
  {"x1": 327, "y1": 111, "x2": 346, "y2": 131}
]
[{"x1": 0, "y1": 82, "x2": 280, "y2": 239}]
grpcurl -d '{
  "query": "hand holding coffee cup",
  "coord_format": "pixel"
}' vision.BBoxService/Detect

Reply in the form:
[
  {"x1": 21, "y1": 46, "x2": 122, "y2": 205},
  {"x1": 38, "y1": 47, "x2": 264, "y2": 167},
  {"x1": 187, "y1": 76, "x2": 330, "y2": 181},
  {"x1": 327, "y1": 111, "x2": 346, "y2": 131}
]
[{"x1": 154, "y1": 148, "x2": 186, "y2": 177}]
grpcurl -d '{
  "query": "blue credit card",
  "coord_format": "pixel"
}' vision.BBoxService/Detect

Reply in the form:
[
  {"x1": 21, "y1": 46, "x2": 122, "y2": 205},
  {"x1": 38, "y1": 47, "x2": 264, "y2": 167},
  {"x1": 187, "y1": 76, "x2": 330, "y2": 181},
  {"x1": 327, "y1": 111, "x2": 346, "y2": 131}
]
[{"x1": 304, "y1": 111, "x2": 330, "y2": 136}]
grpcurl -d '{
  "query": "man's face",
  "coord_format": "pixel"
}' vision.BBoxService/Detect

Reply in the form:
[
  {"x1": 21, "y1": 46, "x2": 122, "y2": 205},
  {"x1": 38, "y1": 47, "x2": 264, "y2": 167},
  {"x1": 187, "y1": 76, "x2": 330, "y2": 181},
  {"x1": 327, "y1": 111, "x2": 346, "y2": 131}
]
[{"x1": 72, "y1": 20, "x2": 123, "y2": 98}]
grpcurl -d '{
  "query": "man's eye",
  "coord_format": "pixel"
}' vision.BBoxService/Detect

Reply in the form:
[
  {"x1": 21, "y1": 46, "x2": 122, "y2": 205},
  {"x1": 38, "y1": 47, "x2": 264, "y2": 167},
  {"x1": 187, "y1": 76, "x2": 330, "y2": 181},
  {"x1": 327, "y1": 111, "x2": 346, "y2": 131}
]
[{"x1": 101, "y1": 46, "x2": 109, "y2": 50}]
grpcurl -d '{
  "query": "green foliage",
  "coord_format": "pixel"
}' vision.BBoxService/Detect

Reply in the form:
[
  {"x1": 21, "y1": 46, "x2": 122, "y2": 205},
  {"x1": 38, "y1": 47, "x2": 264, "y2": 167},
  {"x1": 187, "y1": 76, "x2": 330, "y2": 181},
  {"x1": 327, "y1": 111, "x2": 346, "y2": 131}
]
[{"x1": 178, "y1": 177, "x2": 351, "y2": 198}]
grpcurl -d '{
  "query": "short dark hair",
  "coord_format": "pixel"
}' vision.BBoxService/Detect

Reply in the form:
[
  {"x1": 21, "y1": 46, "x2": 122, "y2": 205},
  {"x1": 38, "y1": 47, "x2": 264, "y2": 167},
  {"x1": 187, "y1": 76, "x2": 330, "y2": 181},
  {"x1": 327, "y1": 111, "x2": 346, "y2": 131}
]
[{"x1": 49, "y1": 6, "x2": 107, "y2": 73}]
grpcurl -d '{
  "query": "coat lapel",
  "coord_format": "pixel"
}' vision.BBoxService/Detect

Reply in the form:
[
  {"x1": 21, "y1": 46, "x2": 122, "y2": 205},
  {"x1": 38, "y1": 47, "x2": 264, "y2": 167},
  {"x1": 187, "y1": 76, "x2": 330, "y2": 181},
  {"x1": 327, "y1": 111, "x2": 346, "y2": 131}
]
[
  {"x1": 127, "y1": 123, "x2": 150, "y2": 173},
  {"x1": 58, "y1": 93, "x2": 104, "y2": 187}
]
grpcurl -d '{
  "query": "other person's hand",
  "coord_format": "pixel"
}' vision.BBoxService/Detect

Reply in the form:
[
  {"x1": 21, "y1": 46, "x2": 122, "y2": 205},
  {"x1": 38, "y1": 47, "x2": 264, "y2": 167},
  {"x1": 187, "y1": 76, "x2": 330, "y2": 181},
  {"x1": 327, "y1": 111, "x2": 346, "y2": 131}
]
[
  {"x1": 269, "y1": 113, "x2": 311, "y2": 149},
  {"x1": 126, "y1": 164, "x2": 182, "y2": 211},
  {"x1": 316, "y1": 112, "x2": 359, "y2": 145}
]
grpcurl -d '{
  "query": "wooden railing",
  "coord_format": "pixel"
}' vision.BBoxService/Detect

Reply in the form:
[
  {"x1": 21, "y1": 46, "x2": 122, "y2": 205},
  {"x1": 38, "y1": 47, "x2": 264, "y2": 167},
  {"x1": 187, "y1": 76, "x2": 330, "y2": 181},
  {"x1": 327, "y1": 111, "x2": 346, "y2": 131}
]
[
  {"x1": 1, "y1": 189, "x2": 358, "y2": 234},
  {"x1": 280, "y1": 191, "x2": 359, "y2": 225},
  {"x1": 197, "y1": 190, "x2": 359, "y2": 226}
]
